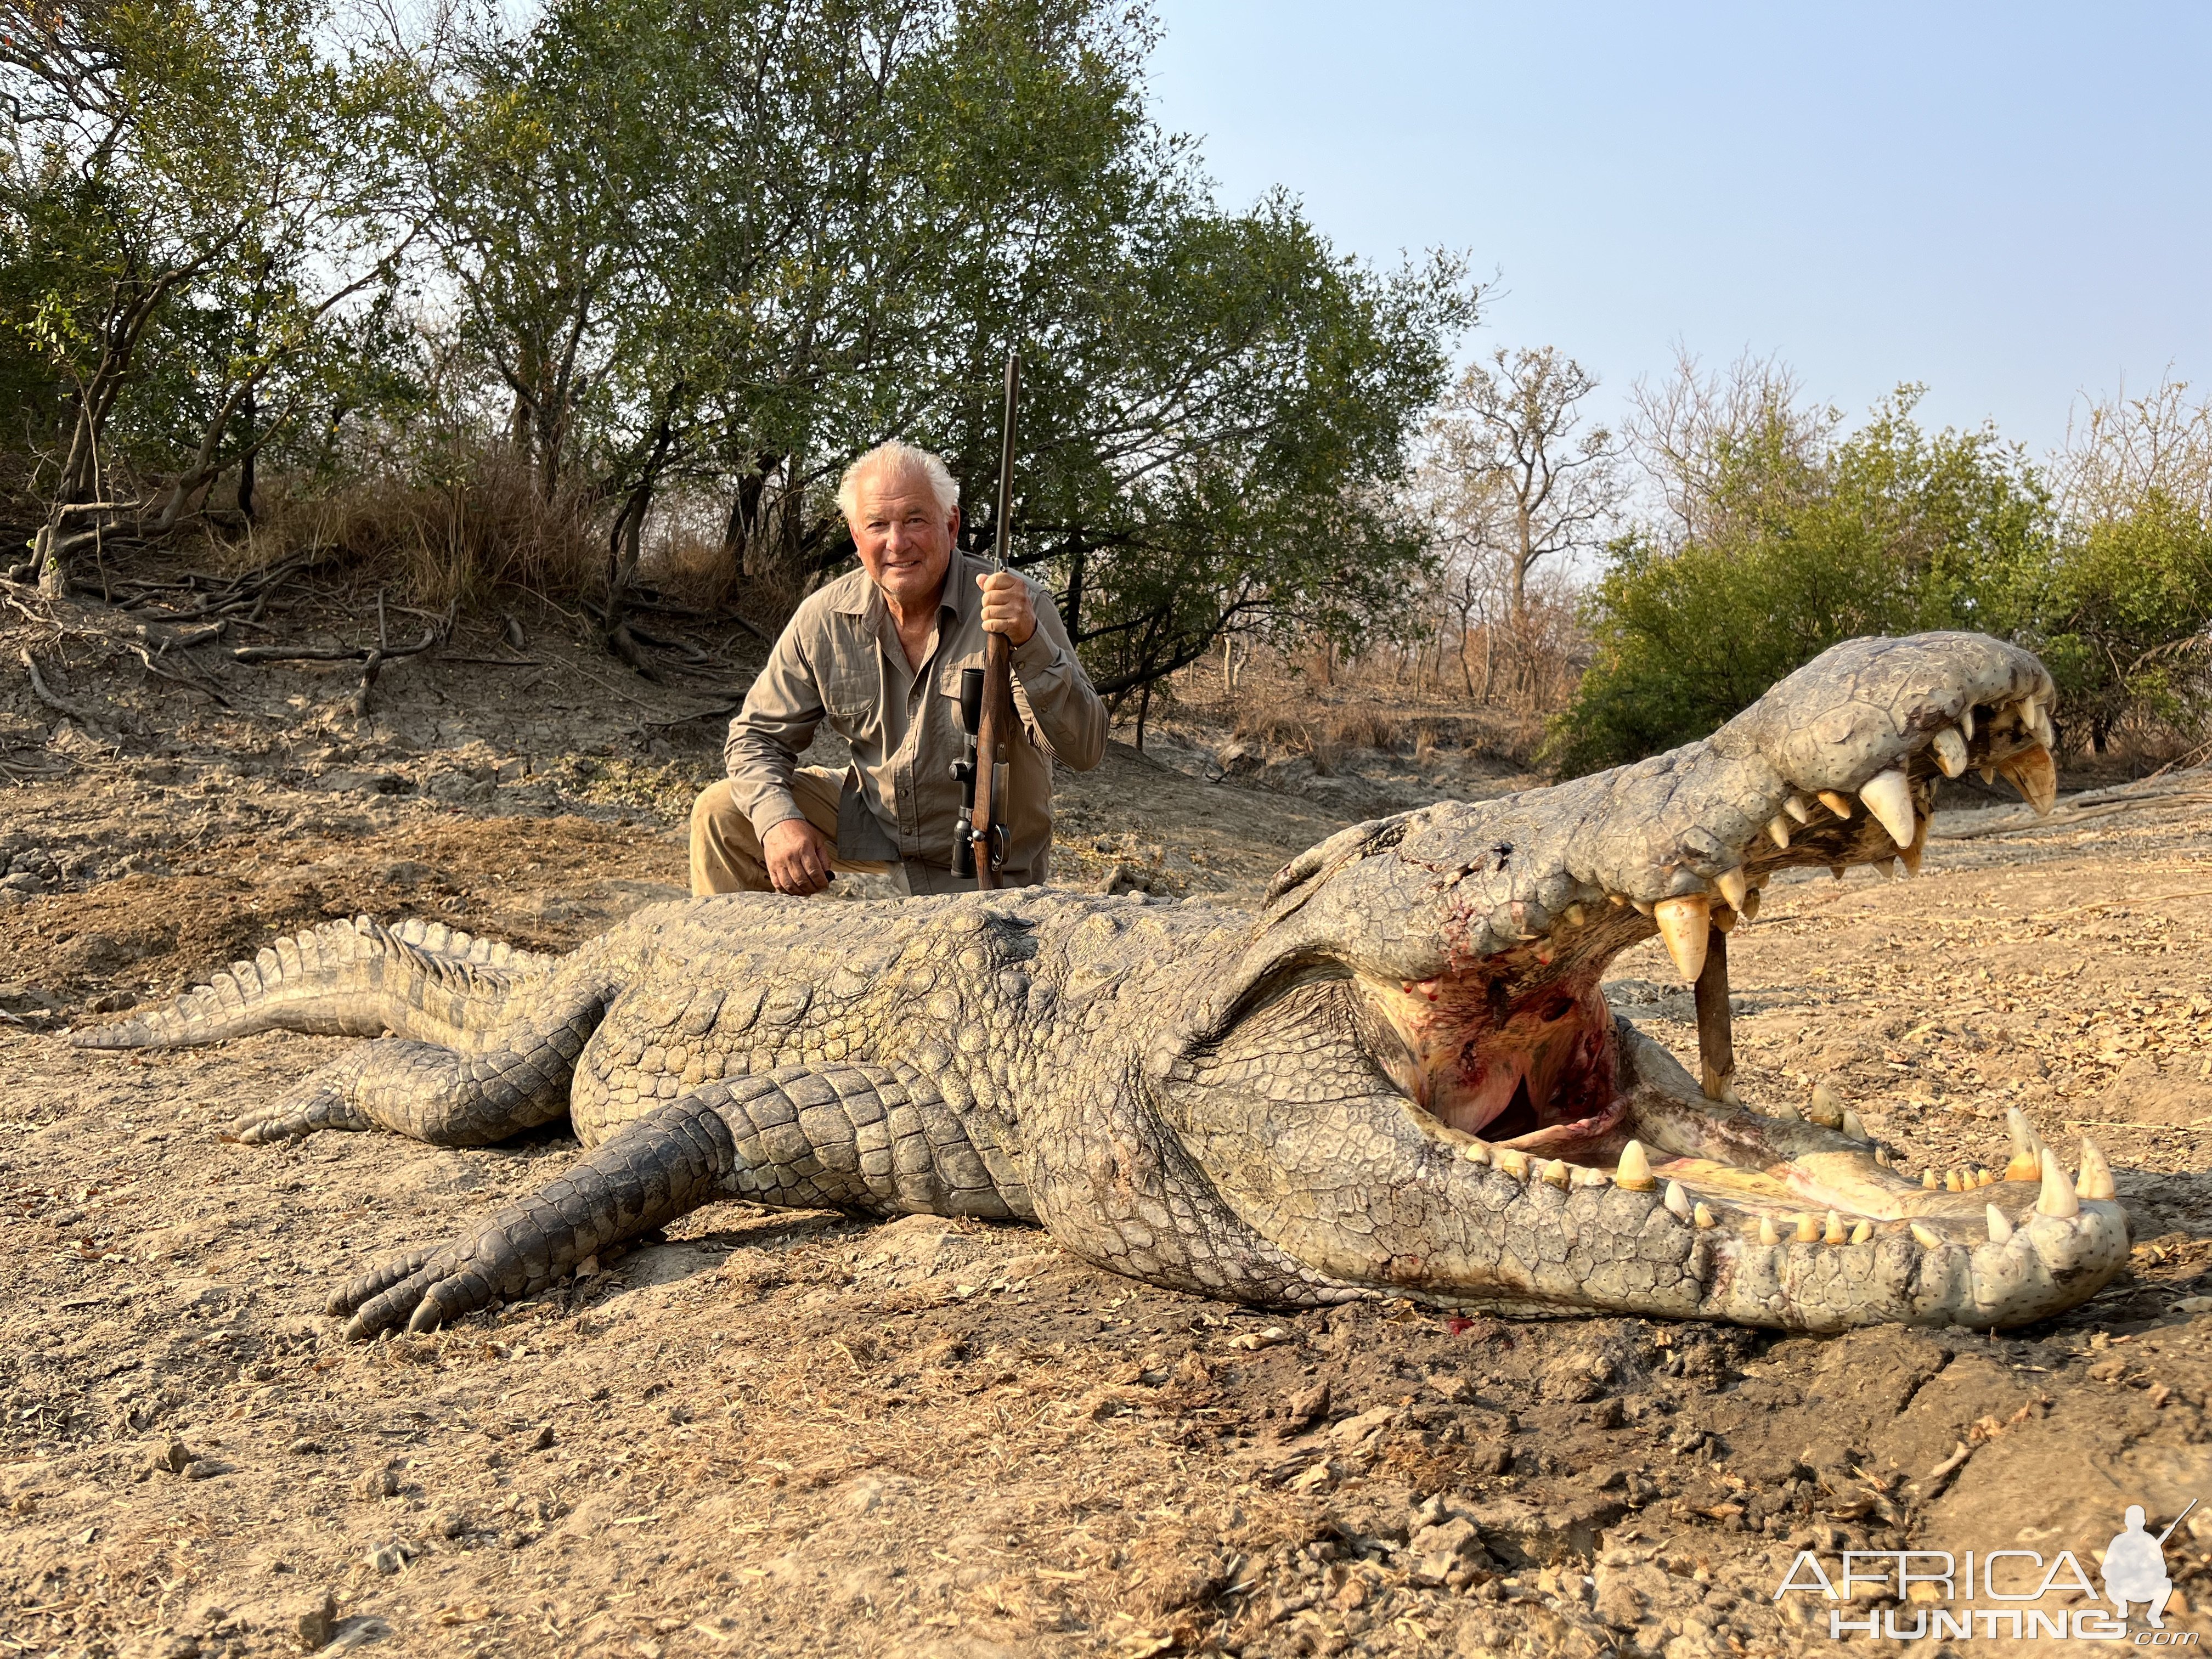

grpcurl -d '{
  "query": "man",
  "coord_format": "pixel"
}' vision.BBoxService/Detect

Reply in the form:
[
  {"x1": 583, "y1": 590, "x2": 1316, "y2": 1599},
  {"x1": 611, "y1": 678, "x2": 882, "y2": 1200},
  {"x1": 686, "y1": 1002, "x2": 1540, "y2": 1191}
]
[{"x1": 690, "y1": 441, "x2": 1106, "y2": 898}]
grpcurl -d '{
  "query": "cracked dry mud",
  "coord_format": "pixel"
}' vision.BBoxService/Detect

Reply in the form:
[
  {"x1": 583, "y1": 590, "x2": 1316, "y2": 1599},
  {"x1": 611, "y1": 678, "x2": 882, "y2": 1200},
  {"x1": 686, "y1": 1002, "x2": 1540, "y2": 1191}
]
[{"x1": 4, "y1": 613, "x2": 2212, "y2": 1658}]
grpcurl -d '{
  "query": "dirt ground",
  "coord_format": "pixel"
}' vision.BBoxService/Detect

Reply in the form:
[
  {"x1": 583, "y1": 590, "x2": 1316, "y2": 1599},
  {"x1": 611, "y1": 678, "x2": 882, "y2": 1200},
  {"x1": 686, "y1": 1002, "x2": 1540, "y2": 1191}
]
[{"x1": 4, "y1": 574, "x2": 2212, "y2": 1659}]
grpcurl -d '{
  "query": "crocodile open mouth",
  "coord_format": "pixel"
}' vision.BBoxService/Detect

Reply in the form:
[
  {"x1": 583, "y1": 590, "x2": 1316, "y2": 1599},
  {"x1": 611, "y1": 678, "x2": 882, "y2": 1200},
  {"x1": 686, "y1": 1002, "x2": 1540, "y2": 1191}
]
[{"x1": 1327, "y1": 674, "x2": 2126, "y2": 1324}]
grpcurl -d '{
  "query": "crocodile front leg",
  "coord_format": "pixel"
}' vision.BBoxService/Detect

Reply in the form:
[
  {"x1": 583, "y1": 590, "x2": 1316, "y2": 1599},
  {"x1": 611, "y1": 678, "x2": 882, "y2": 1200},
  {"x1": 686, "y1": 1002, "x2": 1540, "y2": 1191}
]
[{"x1": 330, "y1": 1063, "x2": 1030, "y2": 1338}]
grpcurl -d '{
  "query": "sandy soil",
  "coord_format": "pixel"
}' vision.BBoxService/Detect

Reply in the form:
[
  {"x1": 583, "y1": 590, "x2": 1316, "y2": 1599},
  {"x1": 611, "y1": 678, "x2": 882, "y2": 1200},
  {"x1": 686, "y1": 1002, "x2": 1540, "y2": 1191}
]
[{"x1": 4, "y1": 575, "x2": 2212, "y2": 1659}]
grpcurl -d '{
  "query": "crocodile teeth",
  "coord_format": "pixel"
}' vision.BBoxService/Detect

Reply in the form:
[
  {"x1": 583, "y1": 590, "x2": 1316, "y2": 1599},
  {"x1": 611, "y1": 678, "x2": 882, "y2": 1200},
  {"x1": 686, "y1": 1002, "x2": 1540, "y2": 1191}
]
[
  {"x1": 1715, "y1": 867, "x2": 1750, "y2": 912},
  {"x1": 1758, "y1": 1217, "x2": 1780, "y2": 1245},
  {"x1": 1960, "y1": 705, "x2": 1975, "y2": 741},
  {"x1": 1694, "y1": 1202, "x2": 1716, "y2": 1229},
  {"x1": 1541, "y1": 1158, "x2": 1571, "y2": 1189},
  {"x1": 1807, "y1": 1082, "x2": 1842, "y2": 1128},
  {"x1": 1840, "y1": 1108, "x2": 1870, "y2": 1142},
  {"x1": 1652, "y1": 895, "x2": 1710, "y2": 984},
  {"x1": 1816, "y1": 790, "x2": 1854, "y2": 819},
  {"x1": 1944, "y1": 1169, "x2": 1965, "y2": 1193},
  {"x1": 1910, "y1": 1222, "x2": 1944, "y2": 1250},
  {"x1": 2005, "y1": 1107, "x2": 2043, "y2": 1180},
  {"x1": 1922, "y1": 1169, "x2": 1939, "y2": 1189},
  {"x1": 1663, "y1": 1178, "x2": 1691, "y2": 1218},
  {"x1": 1824, "y1": 1211, "x2": 1847, "y2": 1245},
  {"x1": 1795, "y1": 1213, "x2": 1819, "y2": 1243},
  {"x1": 1571, "y1": 1164, "x2": 1611, "y2": 1189},
  {"x1": 1850, "y1": 1221, "x2": 1873, "y2": 1245},
  {"x1": 1494, "y1": 1147, "x2": 1528, "y2": 1180},
  {"x1": 1931, "y1": 726, "x2": 1969, "y2": 778},
  {"x1": 1986, "y1": 1205, "x2": 2013, "y2": 1244},
  {"x1": 1565, "y1": 903, "x2": 1586, "y2": 928},
  {"x1": 1460, "y1": 1141, "x2": 1489, "y2": 1165},
  {"x1": 1785, "y1": 795, "x2": 1814, "y2": 824},
  {"x1": 1767, "y1": 815, "x2": 1792, "y2": 849},
  {"x1": 2025, "y1": 697, "x2": 2056, "y2": 749},
  {"x1": 2077, "y1": 1136, "x2": 2115, "y2": 1201},
  {"x1": 2036, "y1": 1149, "x2": 2080, "y2": 1218},
  {"x1": 1616, "y1": 1139, "x2": 1656, "y2": 1192},
  {"x1": 1979, "y1": 765, "x2": 1995, "y2": 785},
  {"x1": 1770, "y1": 1102, "x2": 1801, "y2": 1122},
  {"x1": 1859, "y1": 769, "x2": 1916, "y2": 848},
  {"x1": 1997, "y1": 744, "x2": 2057, "y2": 815}
]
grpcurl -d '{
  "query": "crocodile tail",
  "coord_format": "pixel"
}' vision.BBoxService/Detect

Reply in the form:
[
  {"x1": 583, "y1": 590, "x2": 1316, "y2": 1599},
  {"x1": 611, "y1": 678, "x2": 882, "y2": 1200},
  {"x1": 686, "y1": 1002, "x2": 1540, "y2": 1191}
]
[{"x1": 70, "y1": 915, "x2": 552, "y2": 1052}]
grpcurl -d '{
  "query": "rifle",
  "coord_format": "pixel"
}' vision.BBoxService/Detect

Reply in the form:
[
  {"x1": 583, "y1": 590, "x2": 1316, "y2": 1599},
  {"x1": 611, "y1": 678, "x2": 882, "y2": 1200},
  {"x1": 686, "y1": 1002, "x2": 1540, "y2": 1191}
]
[
  {"x1": 2156, "y1": 1498, "x2": 2199, "y2": 1548},
  {"x1": 953, "y1": 351, "x2": 1019, "y2": 888}
]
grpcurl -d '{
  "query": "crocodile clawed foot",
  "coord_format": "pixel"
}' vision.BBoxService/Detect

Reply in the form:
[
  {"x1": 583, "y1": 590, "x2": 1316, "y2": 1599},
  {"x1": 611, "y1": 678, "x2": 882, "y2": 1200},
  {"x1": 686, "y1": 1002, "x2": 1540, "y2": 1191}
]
[
  {"x1": 227, "y1": 1060, "x2": 376, "y2": 1144},
  {"x1": 326, "y1": 1247, "x2": 438, "y2": 1317},
  {"x1": 338, "y1": 1245, "x2": 507, "y2": 1342}
]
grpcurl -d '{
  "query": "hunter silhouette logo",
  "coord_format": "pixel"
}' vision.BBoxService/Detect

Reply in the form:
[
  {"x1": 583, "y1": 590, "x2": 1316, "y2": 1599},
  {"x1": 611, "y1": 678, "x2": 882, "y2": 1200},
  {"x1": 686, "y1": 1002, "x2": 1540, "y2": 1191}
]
[
  {"x1": 2106, "y1": 1500, "x2": 2196, "y2": 1629},
  {"x1": 1773, "y1": 1497, "x2": 2202, "y2": 1642}
]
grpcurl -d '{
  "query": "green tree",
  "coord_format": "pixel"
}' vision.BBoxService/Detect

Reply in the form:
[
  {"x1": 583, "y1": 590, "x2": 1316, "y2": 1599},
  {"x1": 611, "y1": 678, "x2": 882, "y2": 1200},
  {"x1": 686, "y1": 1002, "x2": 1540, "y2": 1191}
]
[
  {"x1": 1547, "y1": 381, "x2": 2050, "y2": 775},
  {"x1": 2025, "y1": 380, "x2": 2212, "y2": 749},
  {"x1": 1, "y1": 0, "x2": 419, "y2": 588}
]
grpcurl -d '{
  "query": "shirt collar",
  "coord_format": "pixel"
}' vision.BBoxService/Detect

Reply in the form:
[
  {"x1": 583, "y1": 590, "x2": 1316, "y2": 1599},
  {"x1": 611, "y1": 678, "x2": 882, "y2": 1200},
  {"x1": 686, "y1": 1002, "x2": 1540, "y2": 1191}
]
[{"x1": 833, "y1": 551, "x2": 983, "y2": 623}]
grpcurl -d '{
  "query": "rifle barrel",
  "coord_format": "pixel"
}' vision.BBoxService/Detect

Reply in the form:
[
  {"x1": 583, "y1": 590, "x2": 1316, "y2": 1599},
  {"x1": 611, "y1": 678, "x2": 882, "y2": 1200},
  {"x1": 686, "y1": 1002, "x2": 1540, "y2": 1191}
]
[
  {"x1": 970, "y1": 350, "x2": 1020, "y2": 891},
  {"x1": 2156, "y1": 1497, "x2": 2199, "y2": 1547},
  {"x1": 991, "y1": 353, "x2": 1019, "y2": 570}
]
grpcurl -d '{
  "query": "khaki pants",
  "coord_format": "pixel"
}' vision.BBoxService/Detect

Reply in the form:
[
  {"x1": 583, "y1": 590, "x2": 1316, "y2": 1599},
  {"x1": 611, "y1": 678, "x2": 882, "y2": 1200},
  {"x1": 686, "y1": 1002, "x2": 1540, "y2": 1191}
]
[{"x1": 688, "y1": 769, "x2": 894, "y2": 898}]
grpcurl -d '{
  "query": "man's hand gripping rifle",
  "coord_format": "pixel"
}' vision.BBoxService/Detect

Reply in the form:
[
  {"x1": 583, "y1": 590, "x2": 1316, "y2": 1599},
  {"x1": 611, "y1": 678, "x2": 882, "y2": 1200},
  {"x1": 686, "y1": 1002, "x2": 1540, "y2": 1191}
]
[{"x1": 952, "y1": 352, "x2": 1020, "y2": 889}]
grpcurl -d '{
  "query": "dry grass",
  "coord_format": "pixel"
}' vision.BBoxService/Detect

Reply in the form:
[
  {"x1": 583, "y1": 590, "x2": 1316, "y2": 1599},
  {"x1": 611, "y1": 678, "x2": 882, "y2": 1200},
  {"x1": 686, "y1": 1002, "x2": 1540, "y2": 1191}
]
[
  {"x1": 201, "y1": 445, "x2": 601, "y2": 611},
  {"x1": 1231, "y1": 703, "x2": 1402, "y2": 758},
  {"x1": 1183, "y1": 648, "x2": 1549, "y2": 770}
]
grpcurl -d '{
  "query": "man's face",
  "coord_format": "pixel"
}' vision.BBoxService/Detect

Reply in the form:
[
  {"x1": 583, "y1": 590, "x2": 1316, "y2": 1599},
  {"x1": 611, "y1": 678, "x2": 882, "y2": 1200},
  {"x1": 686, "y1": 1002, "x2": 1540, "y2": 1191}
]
[{"x1": 848, "y1": 466, "x2": 957, "y2": 612}]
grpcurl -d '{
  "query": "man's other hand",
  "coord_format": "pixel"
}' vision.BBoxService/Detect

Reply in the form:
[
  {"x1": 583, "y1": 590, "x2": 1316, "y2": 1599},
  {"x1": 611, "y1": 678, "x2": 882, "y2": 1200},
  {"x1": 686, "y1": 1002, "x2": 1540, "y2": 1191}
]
[
  {"x1": 978, "y1": 571, "x2": 1036, "y2": 646},
  {"x1": 763, "y1": 819, "x2": 834, "y2": 895}
]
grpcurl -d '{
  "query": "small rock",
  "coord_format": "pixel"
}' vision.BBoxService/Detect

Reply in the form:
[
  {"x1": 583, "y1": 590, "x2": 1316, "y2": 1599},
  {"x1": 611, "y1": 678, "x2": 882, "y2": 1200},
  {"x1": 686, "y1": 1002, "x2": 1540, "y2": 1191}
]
[
  {"x1": 528, "y1": 1423, "x2": 555, "y2": 1452},
  {"x1": 357, "y1": 1466, "x2": 398, "y2": 1499},
  {"x1": 364, "y1": 1542, "x2": 405, "y2": 1575},
  {"x1": 1426, "y1": 1372, "x2": 1475, "y2": 1404},
  {"x1": 8, "y1": 1493, "x2": 36, "y2": 1516},
  {"x1": 430, "y1": 1510, "x2": 470, "y2": 1539},
  {"x1": 1540, "y1": 1359, "x2": 1602, "y2": 1404},
  {"x1": 1327, "y1": 1405, "x2": 1396, "y2": 1446},
  {"x1": 156, "y1": 1637, "x2": 201, "y2": 1659},
  {"x1": 292, "y1": 1587, "x2": 337, "y2": 1650},
  {"x1": 153, "y1": 1439, "x2": 193, "y2": 1474},
  {"x1": 1277, "y1": 1379, "x2": 1330, "y2": 1438},
  {"x1": 286, "y1": 1438, "x2": 326, "y2": 1457},
  {"x1": 1410, "y1": 1516, "x2": 1483, "y2": 1562}
]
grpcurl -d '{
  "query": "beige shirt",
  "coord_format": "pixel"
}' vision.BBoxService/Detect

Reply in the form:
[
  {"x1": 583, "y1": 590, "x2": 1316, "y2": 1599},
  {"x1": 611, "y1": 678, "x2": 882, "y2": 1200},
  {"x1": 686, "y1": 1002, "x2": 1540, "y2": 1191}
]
[{"x1": 724, "y1": 552, "x2": 1107, "y2": 890}]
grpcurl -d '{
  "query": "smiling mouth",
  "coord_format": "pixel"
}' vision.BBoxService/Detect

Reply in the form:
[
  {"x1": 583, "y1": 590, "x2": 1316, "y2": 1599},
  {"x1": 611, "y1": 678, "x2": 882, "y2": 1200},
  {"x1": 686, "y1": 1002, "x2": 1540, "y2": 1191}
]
[{"x1": 1356, "y1": 686, "x2": 2117, "y2": 1252}]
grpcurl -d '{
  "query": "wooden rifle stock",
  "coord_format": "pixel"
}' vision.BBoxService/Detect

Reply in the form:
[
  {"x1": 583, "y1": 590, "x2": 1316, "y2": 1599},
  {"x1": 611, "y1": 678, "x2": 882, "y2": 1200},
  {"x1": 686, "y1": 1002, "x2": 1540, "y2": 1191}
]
[{"x1": 970, "y1": 351, "x2": 1020, "y2": 890}]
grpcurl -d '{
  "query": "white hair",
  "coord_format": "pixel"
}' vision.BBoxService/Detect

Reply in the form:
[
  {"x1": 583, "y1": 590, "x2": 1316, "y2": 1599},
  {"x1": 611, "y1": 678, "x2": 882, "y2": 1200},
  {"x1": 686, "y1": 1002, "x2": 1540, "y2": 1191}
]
[{"x1": 836, "y1": 441, "x2": 958, "y2": 522}]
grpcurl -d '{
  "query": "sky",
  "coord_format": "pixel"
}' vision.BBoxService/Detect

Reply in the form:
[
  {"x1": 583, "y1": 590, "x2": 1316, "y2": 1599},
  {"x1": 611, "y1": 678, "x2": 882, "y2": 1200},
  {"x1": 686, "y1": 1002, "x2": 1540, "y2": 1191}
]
[{"x1": 1144, "y1": 2, "x2": 2212, "y2": 461}]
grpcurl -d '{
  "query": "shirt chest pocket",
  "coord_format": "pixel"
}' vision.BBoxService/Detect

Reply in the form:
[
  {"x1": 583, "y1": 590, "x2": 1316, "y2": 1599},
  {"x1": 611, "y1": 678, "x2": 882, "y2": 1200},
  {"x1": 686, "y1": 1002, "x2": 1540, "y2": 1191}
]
[
  {"x1": 935, "y1": 652, "x2": 986, "y2": 732},
  {"x1": 937, "y1": 652, "x2": 1030, "y2": 748},
  {"x1": 818, "y1": 663, "x2": 881, "y2": 732}
]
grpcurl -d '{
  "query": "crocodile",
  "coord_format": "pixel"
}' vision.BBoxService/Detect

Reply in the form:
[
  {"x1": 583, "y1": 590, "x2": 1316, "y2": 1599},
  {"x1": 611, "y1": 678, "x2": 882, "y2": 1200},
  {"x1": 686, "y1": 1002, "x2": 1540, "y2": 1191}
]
[{"x1": 76, "y1": 631, "x2": 2128, "y2": 1338}]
